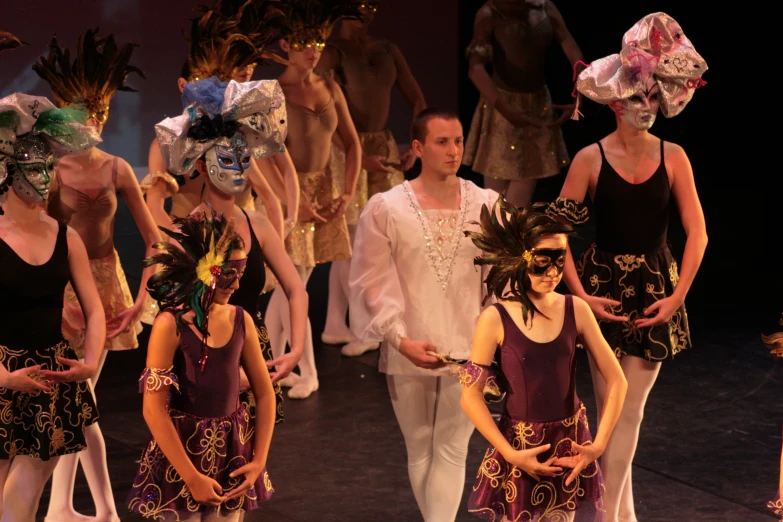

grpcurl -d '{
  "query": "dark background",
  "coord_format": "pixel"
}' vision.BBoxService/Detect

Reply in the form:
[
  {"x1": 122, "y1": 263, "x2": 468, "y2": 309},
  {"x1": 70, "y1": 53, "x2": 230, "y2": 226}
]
[{"x1": 1, "y1": 1, "x2": 779, "y2": 328}]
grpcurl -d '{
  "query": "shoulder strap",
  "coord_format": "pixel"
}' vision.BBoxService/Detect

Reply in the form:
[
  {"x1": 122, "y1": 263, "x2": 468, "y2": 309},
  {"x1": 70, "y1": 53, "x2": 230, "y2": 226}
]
[
  {"x1": 596, "y1": 141, "x2": 606, "y2": 161},
  {"x1": 111, "y1": 156, "x2": 119, "y2": 187}
]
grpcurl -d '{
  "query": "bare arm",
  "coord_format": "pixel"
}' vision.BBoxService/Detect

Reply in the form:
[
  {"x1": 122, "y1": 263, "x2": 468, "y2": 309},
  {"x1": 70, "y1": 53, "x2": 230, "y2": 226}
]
[
  {"x1": 117, "y1": 159, "x2": 163, "y2": 310},
  {"x1": 459, "y1": 307, "x2": 512, "y2": 455},
  {"x1": 558, "y1": 146, "x2": 597, "y2": 300},
  {"x1": 273, "y1": 148, "x2": 299, "y2": 228},
  {"x1": 248, "y1": 158, "x2": 284, "y2": 238},
  {"x1": 667, "y1": 144, "x2": 707, "y2": 304},
  {"x1": 65, "y1": 227, "x2": 104, "y2": 373},
  {"x1": 390, "y1": 42, "x2": 426, "y2": 119},
  {"x1": 145, "y1": 139, "x2": 175, "y2": 234},
  {"x1": 330, "y1": 78, "x2": 361, "y2": 199},
  {"x1": 241, "y1": 311, "x2": 275, "y2": 466},
  {"x1": 547, "y1": 1, "x2": 585, "y2": 69},
  {"x1": 249, "y1": 211, "x2": 308, "y2": 379},
  {"x1": 142, "y1": 313, "x2": 201, "y2": 484},
  {"x1": 573, "y1": 296, "x2": 627, "y2": 450}
]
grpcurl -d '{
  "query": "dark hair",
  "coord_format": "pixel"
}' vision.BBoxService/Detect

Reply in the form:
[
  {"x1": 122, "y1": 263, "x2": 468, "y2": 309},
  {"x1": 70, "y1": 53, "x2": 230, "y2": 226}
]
[
  {"x1": 180, "y1": 59, "x2": 192, "y2": 81},
  {"x1": 410, "y1": 107, "x2": 460, "y2": 143},
  {"x1": 465, "y1": 195, "x2": 574, "y2": 325}
]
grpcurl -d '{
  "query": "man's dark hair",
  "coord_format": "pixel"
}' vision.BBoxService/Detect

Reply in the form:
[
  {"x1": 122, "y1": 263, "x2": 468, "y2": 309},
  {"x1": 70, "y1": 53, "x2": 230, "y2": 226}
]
[{"x1": 410, "y1": 108, "x2": 460, "y2": 143}]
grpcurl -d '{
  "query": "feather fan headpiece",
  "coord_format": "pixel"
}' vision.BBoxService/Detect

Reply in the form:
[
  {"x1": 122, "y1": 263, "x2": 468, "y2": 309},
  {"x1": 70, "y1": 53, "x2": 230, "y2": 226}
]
[
  {"x1": 32, "y1": 29, "x2": 145, "y2": 125},
  {"x1": 280, "y1": 0, "x2": 362, "y2": 51}
]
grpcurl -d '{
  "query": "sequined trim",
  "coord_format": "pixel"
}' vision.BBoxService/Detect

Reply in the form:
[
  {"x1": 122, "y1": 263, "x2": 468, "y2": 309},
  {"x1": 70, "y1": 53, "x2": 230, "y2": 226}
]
[
  {"x1": 459, "y1": 360, "x2": 502, "y2": 400},
  {"x1": 139, "y1": 367, "x2": 180, "y2": 394},
  {"x1": 768, "y1": 497, "x2": 783, "y2": 518},
  {"x1": 545, "y1": 197, "x2": 589, "y2": 225},
  {"x1": 403, "y1": 179, "x2": 470, "y2": 290}
]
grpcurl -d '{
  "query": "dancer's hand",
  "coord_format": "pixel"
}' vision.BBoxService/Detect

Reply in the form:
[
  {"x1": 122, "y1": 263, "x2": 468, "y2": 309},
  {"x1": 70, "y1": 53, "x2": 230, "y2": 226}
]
[
  {"x1": 39, "y1": 357, "x2": 97, "y2": 383},
  {"x1": 634, "y1": 295, "x2": 683, "y2": 328},
  {"x1": 504, "y1": 444, "x2": 562, "y2": 481},
  {"x1": 187, "y1": 473, "x2": 226, "y2": 507},
  {"x1": 554, "y1": 442, "x2": 603, "y2": 486},
  {"x1": 547, "y1": 104, "x2": 575, "y2": 128},
  {"x1": 298, "y1": 200, "x2": 328, "y2": 224},
  {"x1": 225, "y1": 460, "x2": 266, "y2": 501},
  {"x1": 399, "y1": 339, "x2": 445, "y2": 370},
  {"x1": 0, "y1": 365, "x2": 51, "y2": 394},
  {"x1": 495, "y1": 98, "x2": 544, "y2": 128},
  {"x1": 400, "y1": 148, "x2": 417, "y2": 172},
  {"x1": 582, "y1": 295, "x2": 627, "y2": 323},
  {"x1": 267, "y1": 351, "x2": 299, "y2": 383},
  {"x1": 107, "y1": 304, "x2": 142, "y2": 339},
  {"x1": 320, "y1": 193, "x2": 353, "y2": 221},
  {"x1": 239, "y1": 368, "x2": 251, "y2": 392},
  {"x1": 362, "y1": 154, "x2": 393, "y2": 174}
]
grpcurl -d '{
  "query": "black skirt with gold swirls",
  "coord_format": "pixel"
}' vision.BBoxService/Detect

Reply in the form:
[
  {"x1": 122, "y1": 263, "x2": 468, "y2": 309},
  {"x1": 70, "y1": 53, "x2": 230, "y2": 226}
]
[
  {"x1": 0, "y1": 339, "x2": 98, "y2": 461},
  {"x1": 576, "y1": 243, "x2": 691, "y2": 362},
  {"x1": 240, "y1": 317, "x2": 284, "y2": 424}
]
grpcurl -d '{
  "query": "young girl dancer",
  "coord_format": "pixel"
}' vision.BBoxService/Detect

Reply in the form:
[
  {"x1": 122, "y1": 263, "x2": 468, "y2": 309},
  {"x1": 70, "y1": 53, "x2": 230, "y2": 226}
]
[
  {"x1": 0, "y1": 93, "x2": 104, "y2": 521},
  {"x1": 127, "y1": 213, "x2": 276, "y2": 521},
  {"x1": 461, "y1": 195, "x2": 627, "y2": 521}
]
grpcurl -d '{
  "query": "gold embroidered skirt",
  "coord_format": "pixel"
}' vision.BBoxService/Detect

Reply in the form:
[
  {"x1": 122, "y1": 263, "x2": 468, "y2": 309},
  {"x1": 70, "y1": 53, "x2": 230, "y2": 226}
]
[
  {"x1": 329, "y1": 129, "x2": 405, "y2": 226},
  {"x1": 63, "y1": 249, "x2": 142, "y2": 358},
  {"x1": 0, "y1": 340, "x2": 99, "y2": 460},
  {"x1": 285, "y1": 169, "x2": 352, "y2": 268},
  {"x1": 463, "y1": 86, "x2": 570, "y2": 181}
]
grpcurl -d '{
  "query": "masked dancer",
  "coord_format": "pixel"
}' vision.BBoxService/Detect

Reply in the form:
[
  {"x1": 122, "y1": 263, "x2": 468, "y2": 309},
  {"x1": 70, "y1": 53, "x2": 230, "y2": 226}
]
[
  {"x1": 127, "y1": 213, "x2": 276, "y2": 521},
  {"x1": 264, "y1": 0, "x2": 362, "y2": 400},
  {"x1": 0, "y1": 93, "x2": 103, "y2": 521},
  {"x1": 551, "y1": 13, "x2": 708, "y2": 521},
  {"x1": 461, "y1": 195, "x2": 627, "y2": 521}
]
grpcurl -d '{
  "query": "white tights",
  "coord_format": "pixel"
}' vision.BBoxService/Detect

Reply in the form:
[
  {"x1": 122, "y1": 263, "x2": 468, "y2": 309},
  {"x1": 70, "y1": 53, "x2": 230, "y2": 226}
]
[
  {"x1": 483, "y1": 177, "x2": 537, "y2": 209},
  {"x1": 266, "y1": 265, "x2": 317, "y2": 399},
  {"x1": 588, "y1": 354, "x2": 661, "y2": 522},
  {"x1": 46, "y1": 349, "x2": 118, "y2": 522},
  {"x1": 387, "y1": 374, "x2": 475, "y2": 522}
]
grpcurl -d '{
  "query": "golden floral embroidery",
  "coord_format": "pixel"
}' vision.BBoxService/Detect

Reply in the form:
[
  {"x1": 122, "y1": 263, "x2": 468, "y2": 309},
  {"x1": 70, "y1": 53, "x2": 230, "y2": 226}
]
[
  {"x1": 768, "y1": 497, "x2": 783, "y2": 517},
  {"x1": 544, "y1": 197, "x2": 589, "y2": 225},
  {"x1": 140, "y1": 367, "x2": 180, "y2": 394}
]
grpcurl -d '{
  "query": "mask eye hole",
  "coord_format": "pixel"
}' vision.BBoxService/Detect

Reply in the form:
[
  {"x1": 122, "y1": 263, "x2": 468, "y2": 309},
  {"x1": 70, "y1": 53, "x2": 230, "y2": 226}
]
[
  {"x1": 218, "y1": 154, "x2": 235, "y2": 168},
  {"x1": 629, "y1": 95, "x2": 643, "y2": 104},
  {"x1": 532, "y1": 256, "x2": 552, "y2": 267}
]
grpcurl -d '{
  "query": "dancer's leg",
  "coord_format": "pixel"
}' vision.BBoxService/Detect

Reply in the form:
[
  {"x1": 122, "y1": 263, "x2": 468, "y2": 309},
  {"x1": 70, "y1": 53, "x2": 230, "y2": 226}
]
[
  {"x1": 387, "y1": 374, "x2": 438, "y2": 518},
  {"x1": 504, "y1": 179, "x2": 538, "y2": 208},
  {"x1": 1, "y1": 455, "x2": 60, "y2": 522},
  {"x1": 588, "y1": 354, "x2": 661, "y2": 522},
  {"x1": 425, "y1": 376, "x2": 475, "y2": 522},
  {"x1": 46, "y1": 349, "x2": 115, "y2": 522},
  {"x1": 282, "y1": 266, "x2": 318, "y2": 399}
]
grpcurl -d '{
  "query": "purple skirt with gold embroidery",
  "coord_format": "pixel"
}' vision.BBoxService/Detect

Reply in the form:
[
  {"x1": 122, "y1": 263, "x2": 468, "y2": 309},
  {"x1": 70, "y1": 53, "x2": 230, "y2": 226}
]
[
  {"x1": 127, "y1": 404, "x2": 273, "y2": 519},
  {"x1": 469, "y1": 405, "x2": 604, "y2": 522}
]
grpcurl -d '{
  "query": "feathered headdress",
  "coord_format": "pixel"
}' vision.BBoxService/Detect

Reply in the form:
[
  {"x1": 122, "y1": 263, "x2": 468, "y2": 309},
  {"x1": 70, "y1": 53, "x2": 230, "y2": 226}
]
[
  {"x1": 465, "y1": 195, "x2": 573, "y2": 324},
  {"x1": 0, "y1": 94, "x2": 101, "y2": 208},
  {"x1": 0, "y1": 30, "x2": 27, "y2": 55},
  {"x1": 32, "y1": 29, "x2": 145, "y2": 125},
  {"x1": 575, "y1": 12, "x2": 707, "y2": 119},
  {"x1": 185, "y1": 0, "x2": 287, "y2": 82},
  {"x1": 144, "y1": 212, "x2": 243, "y2": 370},
  {"x1": 156, "y1": 76, "x2": 287, "y2": 178},
  {"x1": 280, "y1": 0, "x2": 362, "y2": 51}
]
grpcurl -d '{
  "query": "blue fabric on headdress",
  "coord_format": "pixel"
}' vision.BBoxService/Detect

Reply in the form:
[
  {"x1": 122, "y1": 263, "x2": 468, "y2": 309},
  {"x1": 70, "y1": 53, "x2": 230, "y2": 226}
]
[{"x1": 180, "y1": 76, "x2": 227, "y2": 117}]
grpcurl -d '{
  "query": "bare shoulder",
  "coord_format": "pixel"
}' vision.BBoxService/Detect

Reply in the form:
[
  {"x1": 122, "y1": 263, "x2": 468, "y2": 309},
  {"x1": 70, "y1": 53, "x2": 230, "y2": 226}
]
[
  {"x1": 573, "y1": 143, "x2": 601, "y2": 165},
  {"x1": 242, "y1": 309, "x2": 255, "y2": 330},
  {"x1": 479, "y1": 303, "x2": 502, "y2": 325},
  {"x1": 475, "y1": 3, "x2": 494, "y2": 23},
  {"x1": 247, "y1": 208, "x2": 272, "y2": 229},
  {"x1": 662, "y1": 140, "x2": 687, "y2": 160},
  {"x1": 571, "y1": 294, "x2": 591, "y2": 315}
]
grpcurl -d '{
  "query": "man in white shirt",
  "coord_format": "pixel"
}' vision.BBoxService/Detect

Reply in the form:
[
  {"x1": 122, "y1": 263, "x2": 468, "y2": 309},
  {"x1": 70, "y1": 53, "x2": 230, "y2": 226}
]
[{"x1": 349, "y1": 108, "x2": 498, "y2": 522}]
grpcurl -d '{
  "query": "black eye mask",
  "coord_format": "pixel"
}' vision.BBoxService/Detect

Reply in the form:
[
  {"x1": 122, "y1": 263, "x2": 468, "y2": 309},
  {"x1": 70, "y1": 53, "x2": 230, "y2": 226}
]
[{"x1": 527, "y1": 248, "x2": 567, "y2": 276}]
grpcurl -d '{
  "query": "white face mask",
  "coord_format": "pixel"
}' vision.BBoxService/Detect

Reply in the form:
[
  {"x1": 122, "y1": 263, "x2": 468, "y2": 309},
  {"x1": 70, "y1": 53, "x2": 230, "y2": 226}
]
[
  {"x1": 617, "y1": 78, "x2": 661, "y2": 131},
  {"x1": 11, "y1": 134, "x2": 55, "y2": 203},
  {"x1": 204, "y1": 132, "x2": 252, "y2": 196}
]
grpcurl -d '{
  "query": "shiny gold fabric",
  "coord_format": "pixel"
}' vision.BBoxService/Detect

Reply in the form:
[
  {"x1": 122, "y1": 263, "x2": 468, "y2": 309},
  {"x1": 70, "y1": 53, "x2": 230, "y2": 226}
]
[
  {"x1": 463, "y1": 87, "x2": 569, "y2": 181},
  {"x1": 62, "y1": 249, "x2": 141, "y2": 358},
  {"x1": 285, "y1": 169, "x2": 351, "y2": 267}
]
